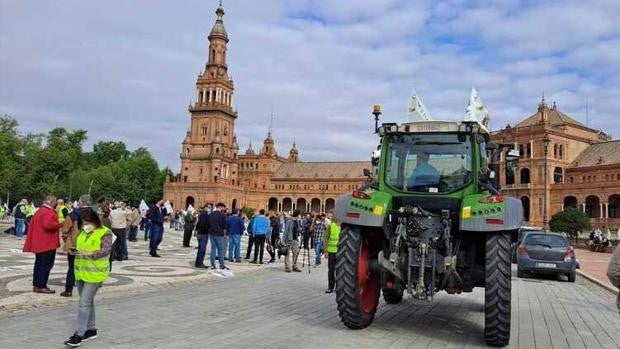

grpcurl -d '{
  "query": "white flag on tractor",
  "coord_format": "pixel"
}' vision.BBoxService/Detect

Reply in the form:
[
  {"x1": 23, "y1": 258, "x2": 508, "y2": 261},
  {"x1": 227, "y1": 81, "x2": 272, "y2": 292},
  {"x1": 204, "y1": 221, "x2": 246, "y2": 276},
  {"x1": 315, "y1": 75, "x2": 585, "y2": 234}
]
[
  {"x1": 407, "y1": 91, "x2": 432, "y2": 121},
  {"x1": 465, "y1": 87, "x2": 489, "y2": 123}
]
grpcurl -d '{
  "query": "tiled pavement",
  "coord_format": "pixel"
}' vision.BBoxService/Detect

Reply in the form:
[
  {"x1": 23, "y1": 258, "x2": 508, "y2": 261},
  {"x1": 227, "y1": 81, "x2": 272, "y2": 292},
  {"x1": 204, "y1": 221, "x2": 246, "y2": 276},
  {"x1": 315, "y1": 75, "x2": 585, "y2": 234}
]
[
  {"x1": 0, "y1": 257, "x2": 618, "y2": 348},
  {"x1": 0, "y1": 224, "x2": 282, "y2": 313}
]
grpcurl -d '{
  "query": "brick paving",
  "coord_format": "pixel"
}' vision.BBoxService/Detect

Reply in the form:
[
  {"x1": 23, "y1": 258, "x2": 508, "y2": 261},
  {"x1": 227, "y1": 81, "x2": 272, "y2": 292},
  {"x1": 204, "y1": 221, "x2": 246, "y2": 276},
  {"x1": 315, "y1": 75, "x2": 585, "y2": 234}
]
[
  {"x1": 0, "y1": 260, "x2": 618, "y2": 348},
  {"x1": 575, "y1": 248, "x2": 615, "y2": 290}
]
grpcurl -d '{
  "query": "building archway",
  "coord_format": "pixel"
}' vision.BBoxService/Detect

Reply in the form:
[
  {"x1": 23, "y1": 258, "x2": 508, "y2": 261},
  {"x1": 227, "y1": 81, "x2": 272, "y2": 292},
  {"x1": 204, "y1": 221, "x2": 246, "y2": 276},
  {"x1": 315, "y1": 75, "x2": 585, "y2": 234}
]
[
  {"x1": 608, "y1": 195, "x2": 620, "y2": 218},
  {"x1": 585, "y1": 195, "x2": 600, "y2": 218},
  {"x1": 310, "y1": 198, "x2": 321, "y2": 213},
  {"x1": 268, "y1": 197, "x2": 278, "y2": 212},
  {"x1": 554, "y1": 167, "x2": 563, "y2": 184},
  {"x1": 325, "y1": 198, "x2": 336, "y2": 213},
  {"x1": 563, "y1": 196, "x2": 577, "y2": 209},
  {"x1": 520, "y1": 168, "x2": 530, "y2": 184},
  {"x1": 185, "y1": 196, "x2": 195, "y2": 209},
  {"x1": 282, "y1": 198, "x2": 293, "y2": 212},
  {"x1": 521, "y1": 196, "x2": 530, "y2": 222},
  {"x1": 231, "y1": 199, "x2": 237, "y2": 211},
  {"x1": 297, "y1": 198, "x2": 307, "y2": 213}
]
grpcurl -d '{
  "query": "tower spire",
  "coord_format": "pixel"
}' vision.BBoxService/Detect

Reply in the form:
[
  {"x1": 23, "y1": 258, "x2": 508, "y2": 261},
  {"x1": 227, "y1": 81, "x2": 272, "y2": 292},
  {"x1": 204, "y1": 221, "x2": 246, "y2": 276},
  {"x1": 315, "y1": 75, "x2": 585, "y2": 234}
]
[{"x1": 268, "y1": 112, "x2": 274, "y2": 137}]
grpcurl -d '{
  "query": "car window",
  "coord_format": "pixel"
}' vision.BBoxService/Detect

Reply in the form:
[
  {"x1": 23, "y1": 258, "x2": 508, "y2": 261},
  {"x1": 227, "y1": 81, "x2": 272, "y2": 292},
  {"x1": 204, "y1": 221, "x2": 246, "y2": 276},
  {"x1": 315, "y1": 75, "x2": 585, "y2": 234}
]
[
  {"x1": 524, "y1": 234, "x2": 568, "y2": 248},
  {"x1": 518, "y1": 229, "x2": 543, "y2": 241}
]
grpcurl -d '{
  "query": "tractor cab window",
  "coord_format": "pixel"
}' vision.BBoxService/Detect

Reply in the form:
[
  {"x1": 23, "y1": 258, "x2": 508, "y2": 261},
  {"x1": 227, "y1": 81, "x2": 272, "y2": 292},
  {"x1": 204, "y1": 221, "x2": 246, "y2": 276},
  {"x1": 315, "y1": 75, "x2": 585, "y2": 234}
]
[{"x1": 385, "y1": 133, "x2": 472, "y2": 193}]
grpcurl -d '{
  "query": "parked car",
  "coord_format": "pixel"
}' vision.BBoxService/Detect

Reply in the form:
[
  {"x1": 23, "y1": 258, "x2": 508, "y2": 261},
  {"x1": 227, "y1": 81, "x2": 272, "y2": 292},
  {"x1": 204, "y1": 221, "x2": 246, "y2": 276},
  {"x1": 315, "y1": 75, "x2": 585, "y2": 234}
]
[
  {"x1": 512, "y1": 226, "x2": 544, "y2": 263},
  {"x1": 516, "y1": 232, "x2": 577, "y2": 282}
]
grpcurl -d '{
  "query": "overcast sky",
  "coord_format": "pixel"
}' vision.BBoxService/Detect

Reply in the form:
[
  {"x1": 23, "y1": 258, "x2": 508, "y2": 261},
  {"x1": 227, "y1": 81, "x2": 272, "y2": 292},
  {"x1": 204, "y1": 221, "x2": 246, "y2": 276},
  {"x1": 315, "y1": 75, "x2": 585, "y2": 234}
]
[{"x1": 1, "y1": 0, "x2": 619, "y2": 170}]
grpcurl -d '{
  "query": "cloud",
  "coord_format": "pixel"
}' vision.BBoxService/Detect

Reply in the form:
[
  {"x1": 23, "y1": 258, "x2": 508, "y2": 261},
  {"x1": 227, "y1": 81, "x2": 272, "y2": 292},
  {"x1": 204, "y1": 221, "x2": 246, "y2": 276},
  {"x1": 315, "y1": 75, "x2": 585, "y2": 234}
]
[{"x1": 1, "y1": 0, "x2": 619, "y2": 170}]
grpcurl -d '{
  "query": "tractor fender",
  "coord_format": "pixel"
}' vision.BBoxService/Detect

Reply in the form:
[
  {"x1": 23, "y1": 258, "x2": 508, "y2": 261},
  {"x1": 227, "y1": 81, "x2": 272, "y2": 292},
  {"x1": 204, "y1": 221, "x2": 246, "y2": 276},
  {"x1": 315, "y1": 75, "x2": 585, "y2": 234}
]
[
  {"x1": 333, "y1": 193, "x2": 387, "y2": 227},
  {"x1": 459, "y1": 195, "x2": 523, "y2": 232}
]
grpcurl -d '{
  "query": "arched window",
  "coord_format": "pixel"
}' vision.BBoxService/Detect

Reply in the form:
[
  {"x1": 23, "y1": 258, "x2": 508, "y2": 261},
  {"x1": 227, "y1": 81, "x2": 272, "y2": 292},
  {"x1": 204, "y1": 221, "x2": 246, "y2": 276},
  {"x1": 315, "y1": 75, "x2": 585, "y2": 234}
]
[
  {"x1": 520, "y1": 168, "x2": 530, "y2": 184},
  {"x1": 198, "y1": 91, "x2": 203, "y2": 103},
  {"x1": 553, "y1": 167, "x2": 563, "y2": 184},
  {"x1": 563, "y1": 196, "x2": 577, "y2": 209},
  {"x1": 585, "y1": 195, "x2": 600, "y2": 218},
  {"x1": 526, "y1": 143, "x2": 532, "y2": 158},
  {"x1": 521, "y1": 196, "x2": 530, "y2": 222},
  {"x1": 519, "y1": 144, "x2": 524, "y2": 157}
]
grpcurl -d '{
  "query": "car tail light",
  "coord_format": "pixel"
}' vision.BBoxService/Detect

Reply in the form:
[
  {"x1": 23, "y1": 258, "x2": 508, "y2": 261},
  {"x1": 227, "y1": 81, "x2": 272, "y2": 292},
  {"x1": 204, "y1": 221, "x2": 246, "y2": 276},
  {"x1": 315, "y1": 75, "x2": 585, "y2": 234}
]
[
  {"x1": 517, "y1": 245, "x2": 528, "y2": 256},
  {"x1": 564, "y1": 247, "x2": 575, "y2": 262},
  {"x1": 479, "y1": 195, "x2": 504, "y2": 204},
  {"x1": 352, "y1": 190, "x2": 371, "y2": 200}
]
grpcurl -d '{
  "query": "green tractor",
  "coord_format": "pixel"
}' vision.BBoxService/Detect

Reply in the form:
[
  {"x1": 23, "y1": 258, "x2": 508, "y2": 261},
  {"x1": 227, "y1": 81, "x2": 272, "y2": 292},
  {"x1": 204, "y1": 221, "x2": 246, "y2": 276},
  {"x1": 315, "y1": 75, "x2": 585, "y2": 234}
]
[{"x1": 333, "y1": 104, "x2": 522, "y2": 347}]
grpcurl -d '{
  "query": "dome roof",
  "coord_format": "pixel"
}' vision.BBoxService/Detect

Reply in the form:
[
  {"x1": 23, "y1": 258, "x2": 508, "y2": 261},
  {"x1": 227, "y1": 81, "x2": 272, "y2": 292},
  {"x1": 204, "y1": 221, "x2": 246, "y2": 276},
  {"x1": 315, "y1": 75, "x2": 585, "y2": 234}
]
[{"x1": 209, "y1": 5, "x2": 228, "y2": 41}]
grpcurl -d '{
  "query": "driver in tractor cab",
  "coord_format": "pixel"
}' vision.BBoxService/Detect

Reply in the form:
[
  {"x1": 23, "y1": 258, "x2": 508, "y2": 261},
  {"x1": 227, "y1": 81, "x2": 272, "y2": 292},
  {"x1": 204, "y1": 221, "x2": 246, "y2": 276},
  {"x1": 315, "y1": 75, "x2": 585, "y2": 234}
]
[{"x1": 408, "y1": 152, "x2": 439, "y2": 187}]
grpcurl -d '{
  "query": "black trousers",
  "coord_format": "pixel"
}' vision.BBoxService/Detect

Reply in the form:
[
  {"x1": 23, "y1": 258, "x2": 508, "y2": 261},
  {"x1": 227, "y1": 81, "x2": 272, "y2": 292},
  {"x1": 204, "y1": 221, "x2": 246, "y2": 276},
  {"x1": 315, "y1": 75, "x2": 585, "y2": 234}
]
[
  {"x1": 267, "y1": 233, "x2": 278, "y2": 260},
  {"x1": 328, "y1": 252, "x2": 336, "y2": 290},
  {"x1": 33, "y1": 250, "x2": 56, "y2": 288},
  {"x1": 111, "y1": 228, "x2": 127, "y2": 260},
  {"x1": 245, "y1": 234, "x2": 254, "y2": 259},
  {"x1": 65, "y1": 253, "x2": 75, "y2": 292},
  {"x1": 253, "y1": 236, "x2": 266, "y2": 263},
  {"x1": 183, "y1": 229, "x2": 193, "y2": 247}
]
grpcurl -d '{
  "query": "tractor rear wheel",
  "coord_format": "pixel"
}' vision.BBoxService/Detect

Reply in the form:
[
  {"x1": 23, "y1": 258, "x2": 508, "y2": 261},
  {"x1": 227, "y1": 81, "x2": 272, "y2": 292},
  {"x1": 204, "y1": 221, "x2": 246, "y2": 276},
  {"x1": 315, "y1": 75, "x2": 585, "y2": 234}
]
[
  {"x1": 335, "y1": 225, "x2": 380, "y2": 329},
  {"x1": 484, "y1": 231, "x2": 512, "y2": 347}
]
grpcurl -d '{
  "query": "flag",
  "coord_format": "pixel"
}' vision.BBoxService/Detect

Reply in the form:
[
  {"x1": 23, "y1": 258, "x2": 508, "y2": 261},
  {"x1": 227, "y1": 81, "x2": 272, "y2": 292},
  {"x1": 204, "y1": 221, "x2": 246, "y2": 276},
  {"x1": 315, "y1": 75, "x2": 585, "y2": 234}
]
[
  {"x1": 465, "y1": 87, "x2": 489, "y2": 123},
  {"x1": 187, "y1": 204, "x2": 195, "y2": 214},
  {"x1": 407, "y1": 91, "x2": 432, "y2": 121},
  {"x1": 164, "y1": 200, "x2": 173, "y2": 214},
  {"x1": 139, "y1": 200, "x2": 149, "y2": 213}
]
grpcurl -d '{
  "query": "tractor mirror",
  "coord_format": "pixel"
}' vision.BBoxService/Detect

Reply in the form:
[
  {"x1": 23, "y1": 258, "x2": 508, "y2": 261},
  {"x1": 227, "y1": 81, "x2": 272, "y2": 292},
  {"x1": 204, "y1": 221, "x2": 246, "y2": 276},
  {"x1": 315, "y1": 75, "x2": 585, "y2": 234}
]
[{"x1": 363, "y1": 168, "x2": 372, "y2": 178}]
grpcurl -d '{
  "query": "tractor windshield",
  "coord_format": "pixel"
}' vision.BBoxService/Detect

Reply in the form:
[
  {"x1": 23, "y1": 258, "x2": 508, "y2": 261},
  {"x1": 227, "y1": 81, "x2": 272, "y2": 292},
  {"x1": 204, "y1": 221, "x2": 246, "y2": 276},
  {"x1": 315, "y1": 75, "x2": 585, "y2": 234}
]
[{"x1": 385, "y1": 133, "x2": 472, "y2": 193}]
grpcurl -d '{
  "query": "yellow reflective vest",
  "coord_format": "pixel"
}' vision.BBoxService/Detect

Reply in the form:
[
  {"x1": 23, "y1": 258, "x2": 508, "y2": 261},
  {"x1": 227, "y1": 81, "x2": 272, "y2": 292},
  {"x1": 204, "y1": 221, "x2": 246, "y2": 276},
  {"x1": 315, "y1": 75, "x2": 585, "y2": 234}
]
[
  {"x1": 57, "y1": 204, "x2": 68, "y2": 223},
  {"x1": 326, "y1": 222, "x2": 341, "y2": 253},
  {"x1": 75, "y1": 226, "x2": 111, "y2": 283}
]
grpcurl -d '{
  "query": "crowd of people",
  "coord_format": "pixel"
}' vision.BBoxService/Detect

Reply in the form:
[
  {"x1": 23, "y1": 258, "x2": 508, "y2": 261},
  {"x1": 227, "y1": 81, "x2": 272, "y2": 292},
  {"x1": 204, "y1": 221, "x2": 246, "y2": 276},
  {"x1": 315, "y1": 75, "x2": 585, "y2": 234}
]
[{"x1": 2, "y1": 193, "x2": 341, "y2": 346}]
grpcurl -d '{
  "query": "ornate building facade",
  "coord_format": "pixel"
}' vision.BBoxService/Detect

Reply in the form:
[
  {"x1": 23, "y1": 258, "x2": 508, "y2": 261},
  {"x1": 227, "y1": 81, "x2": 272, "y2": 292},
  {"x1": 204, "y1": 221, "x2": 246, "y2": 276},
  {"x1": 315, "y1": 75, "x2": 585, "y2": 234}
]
[
  {"x1": 492, "y1": 99, "x2": 620, "y2": 230},
  {"x1": 163, "y1": 4, "x2": 370, "y2": 212}
]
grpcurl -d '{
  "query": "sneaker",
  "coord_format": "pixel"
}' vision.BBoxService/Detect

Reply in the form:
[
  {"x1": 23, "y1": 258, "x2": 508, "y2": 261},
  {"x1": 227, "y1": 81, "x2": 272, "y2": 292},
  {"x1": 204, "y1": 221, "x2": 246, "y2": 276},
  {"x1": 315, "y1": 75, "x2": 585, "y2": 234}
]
[
  {"x1": 64, "y1": 333, "x2": 82, "y2": 347},
  {"x1": 221, "y1": 266, "x2": 230, "y2": 270},
  {"x1": 234, "y1": 260, "x2": 242, "y2": 263},
  {"x1": 195, "y1": 264, "x2": 209, "y2": 269},
  {"x1": 293, "y1": 267, "x2": 302, "y2": 272},
  {"x1": 210, "y1": 266, "x2": 217, "y2": 270},
  {"x1": 325, "y1": 288, "x2": 334, "y2": 294},
  {"x1": 82, "y1": 329, "x2": 98, "y2": 342},
  {"x1": 285, "y1": 269, "x2": 292, "y2": 273},
  {"x1": 60, "y1": 291, "x2": 72, "y2": 297},
  {"x1": 249, "y1": 260, "x2": 257, "y2": 264}
]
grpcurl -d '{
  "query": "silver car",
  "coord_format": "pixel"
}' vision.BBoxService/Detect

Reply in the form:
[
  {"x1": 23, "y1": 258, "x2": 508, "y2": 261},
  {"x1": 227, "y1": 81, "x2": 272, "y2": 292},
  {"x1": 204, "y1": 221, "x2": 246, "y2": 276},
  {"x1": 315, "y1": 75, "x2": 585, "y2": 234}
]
[{"x1": 516, "y1": 232, "x2": 577, "y2": 282}]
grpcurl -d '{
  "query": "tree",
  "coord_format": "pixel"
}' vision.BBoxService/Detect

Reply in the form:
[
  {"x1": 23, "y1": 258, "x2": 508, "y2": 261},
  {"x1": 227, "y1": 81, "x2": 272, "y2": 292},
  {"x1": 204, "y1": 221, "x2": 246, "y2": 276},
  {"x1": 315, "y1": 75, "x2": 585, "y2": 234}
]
[
  {"x1": 549, "y1": 207, "x2": 591, "y2": 242},
  {"x1": 91, "y1": 141, "x2": 129, "y2": 166}
]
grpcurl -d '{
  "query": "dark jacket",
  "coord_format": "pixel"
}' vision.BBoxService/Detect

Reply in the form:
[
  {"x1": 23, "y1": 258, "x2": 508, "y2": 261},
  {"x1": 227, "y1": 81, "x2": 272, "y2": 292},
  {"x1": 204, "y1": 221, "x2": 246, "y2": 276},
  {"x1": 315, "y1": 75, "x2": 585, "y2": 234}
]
[
  {"x1": 148, "y1": 205, "x2": 167, "y2": 228},
  {"x1": 184, "y1": 212, "x2": 196, "y2": 231},
  {"x1": 207, "y1": 210, "x2": 227, "y2": 236},
  {"x1": 227, "y1": 215, "x2": 244, "y2": 235},
  {"x1": 196, "y1": 211, "x2": 210, "y2": 235}
]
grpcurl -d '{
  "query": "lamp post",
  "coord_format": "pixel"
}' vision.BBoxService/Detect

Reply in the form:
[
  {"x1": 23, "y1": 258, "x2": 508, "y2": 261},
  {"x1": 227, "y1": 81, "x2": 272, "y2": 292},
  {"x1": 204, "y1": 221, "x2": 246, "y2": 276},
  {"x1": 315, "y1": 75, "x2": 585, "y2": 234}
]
[{"x1": 542, "y1": 133, "x2": 551, "y2": 231}]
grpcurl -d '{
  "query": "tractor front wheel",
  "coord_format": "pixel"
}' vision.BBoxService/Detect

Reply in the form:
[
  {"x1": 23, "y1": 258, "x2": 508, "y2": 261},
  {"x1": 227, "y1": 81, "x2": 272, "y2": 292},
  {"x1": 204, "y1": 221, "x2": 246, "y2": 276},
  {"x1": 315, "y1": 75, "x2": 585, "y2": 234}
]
[
  {"x1": 335, "y1": 225, "x2": 380, "y2": 329},
  {"x1": 484, "y1": 231, "x2": 512, "y2": 347}
]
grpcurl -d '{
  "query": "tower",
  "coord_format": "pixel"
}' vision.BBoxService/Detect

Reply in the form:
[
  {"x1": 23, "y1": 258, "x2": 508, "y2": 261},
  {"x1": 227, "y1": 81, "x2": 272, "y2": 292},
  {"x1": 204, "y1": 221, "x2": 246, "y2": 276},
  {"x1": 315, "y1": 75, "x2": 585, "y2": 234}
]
[
  {"x1": 289, "y1": 141, "x2": 299, "y2": 162},
  {"x1": 179, "y1": 2, "x2": 239, "y2": 186}
]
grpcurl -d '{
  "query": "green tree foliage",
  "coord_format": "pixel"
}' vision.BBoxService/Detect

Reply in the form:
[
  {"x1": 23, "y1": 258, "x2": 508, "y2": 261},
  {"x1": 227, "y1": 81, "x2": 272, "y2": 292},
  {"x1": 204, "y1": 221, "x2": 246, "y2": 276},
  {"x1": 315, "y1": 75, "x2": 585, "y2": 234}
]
[
  {"x1": 549, "y1": 207, "x2": 591, "y2": 241},
  {"x1": 0, "y1": 116, "x2": 164, "y2": 207}
]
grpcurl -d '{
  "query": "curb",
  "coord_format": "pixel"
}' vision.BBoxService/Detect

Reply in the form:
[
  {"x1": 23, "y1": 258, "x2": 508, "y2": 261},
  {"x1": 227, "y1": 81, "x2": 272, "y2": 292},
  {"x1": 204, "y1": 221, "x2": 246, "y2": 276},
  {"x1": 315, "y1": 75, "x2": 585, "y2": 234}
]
[{"x1": 577, "y1": 269, "x2": 618, "y2": 295}]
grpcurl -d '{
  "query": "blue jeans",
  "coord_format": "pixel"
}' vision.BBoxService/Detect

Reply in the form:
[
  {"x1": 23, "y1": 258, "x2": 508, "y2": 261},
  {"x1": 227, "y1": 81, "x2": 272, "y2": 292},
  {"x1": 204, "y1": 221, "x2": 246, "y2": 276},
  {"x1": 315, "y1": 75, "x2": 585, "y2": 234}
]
[
  {"x1": 75, "y1": 281, "x2": 101, "y2": 337},
  {"x1": 228, "y1": 234, "x2": 241, "y2": 261},
  {"x1": 195, "y1": 234, "x2": 209, "y2": 266},
  {"x1": 209, "y1": 235, "x2": 225, "y2": 268},
  {"x1": 314, "y1": 240, "x2": 323, "y2": 265},
  {"x1": 149, "y1": 225, "x2": 163, "y2": 254},
  {"x1": 15, "y1": 218, "x2": 26, "y2": 239}
]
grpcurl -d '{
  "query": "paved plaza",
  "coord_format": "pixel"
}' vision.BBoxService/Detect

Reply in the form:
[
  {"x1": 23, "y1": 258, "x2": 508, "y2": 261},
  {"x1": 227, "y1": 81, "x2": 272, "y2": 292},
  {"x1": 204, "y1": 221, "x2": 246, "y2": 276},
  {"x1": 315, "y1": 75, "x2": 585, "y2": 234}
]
[{"x1": 0, "y1": 225, "x2": 619, "y2": 348}]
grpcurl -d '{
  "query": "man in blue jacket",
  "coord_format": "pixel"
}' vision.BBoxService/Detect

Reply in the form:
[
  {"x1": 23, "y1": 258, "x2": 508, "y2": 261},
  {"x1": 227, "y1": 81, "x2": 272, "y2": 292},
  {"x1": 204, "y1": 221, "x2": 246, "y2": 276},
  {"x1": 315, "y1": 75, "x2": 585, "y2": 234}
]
[
  {"x1": 227, "y1": 209, "x2": 244, "y2": 263},
  {"x1": 250, "y1": 209, "x2": 270, "y2": 264}
]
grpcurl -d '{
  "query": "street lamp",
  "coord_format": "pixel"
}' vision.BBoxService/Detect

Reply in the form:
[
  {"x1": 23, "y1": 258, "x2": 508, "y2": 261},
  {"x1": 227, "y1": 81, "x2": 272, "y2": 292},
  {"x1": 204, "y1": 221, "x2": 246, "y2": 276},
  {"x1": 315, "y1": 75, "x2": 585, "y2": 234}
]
[{"x1": 542, "y1": 133, "x2": 551, "y2": 231}]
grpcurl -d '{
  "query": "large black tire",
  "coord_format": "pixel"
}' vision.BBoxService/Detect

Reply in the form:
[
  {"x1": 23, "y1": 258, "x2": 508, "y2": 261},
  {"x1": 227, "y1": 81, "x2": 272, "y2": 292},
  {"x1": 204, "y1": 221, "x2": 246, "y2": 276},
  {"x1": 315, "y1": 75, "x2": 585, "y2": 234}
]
[
  {"x1": 485, "y1": 231, "x2": 512, "y2": 347},
  {"x1": 335, "y1": 225, "x2": 380, "y2": 329},
  {"x1": 567, "y1": 271, "x2": 576, "y2": 283}
]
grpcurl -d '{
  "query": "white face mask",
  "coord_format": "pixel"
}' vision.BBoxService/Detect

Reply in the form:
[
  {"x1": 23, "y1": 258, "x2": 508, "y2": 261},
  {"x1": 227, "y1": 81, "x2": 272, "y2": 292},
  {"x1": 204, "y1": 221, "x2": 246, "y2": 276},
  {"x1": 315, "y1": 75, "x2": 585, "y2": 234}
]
[{"x1": 83, "y1": 224, "x2": 96, "y2": 233}]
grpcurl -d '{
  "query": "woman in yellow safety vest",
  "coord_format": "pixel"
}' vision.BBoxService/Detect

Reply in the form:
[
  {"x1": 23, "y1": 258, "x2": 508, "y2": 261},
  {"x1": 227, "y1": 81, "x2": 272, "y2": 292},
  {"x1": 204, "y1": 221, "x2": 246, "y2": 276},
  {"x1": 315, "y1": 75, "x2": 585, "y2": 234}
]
[
  {"x1": 322, "y1": 218, "x2": 341, "y2": 294},
  {"x1": 64, "y1": 209, "x2": 113, "y2": 347}
]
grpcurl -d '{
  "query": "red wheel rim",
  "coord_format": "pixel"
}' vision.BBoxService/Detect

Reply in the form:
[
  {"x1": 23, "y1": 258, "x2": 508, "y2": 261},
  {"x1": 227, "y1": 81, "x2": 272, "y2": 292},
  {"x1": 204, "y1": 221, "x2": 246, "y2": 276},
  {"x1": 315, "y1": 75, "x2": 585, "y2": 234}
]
[{"x1": 358, "y1": 242, "x2": 379, "y2": 314}]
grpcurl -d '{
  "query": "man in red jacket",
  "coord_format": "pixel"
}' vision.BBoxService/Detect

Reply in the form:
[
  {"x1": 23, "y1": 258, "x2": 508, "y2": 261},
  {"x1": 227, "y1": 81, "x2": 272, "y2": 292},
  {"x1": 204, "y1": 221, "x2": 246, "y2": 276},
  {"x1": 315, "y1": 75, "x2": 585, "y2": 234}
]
[{"x1": 23, "y1": 195, "x2": 63, "y2": 294}]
